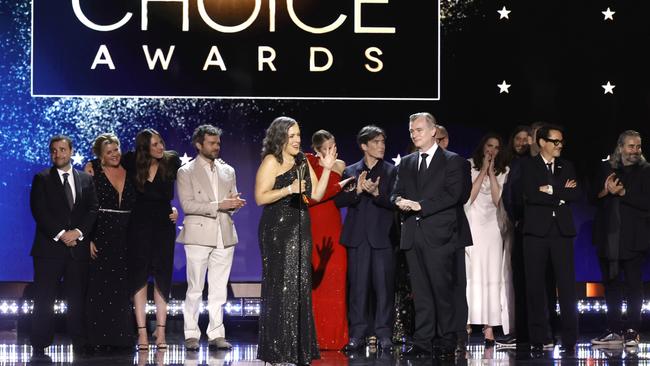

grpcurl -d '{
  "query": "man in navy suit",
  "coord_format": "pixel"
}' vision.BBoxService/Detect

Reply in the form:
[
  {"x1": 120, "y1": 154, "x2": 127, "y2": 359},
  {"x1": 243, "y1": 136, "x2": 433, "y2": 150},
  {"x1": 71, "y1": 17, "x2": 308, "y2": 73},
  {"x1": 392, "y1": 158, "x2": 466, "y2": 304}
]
[
  {"x1": 521, "y1": 125, "x2": 580, "y2": 353},
  {"x1": 392, "y1": 113, "x2": 469, "y2": 360},
  {"x1": 29, "y1": 135, "x2": 98, "y2": 357},
  {"x1": 335, "y1": 125, "x2": 397, "y2": 351}
]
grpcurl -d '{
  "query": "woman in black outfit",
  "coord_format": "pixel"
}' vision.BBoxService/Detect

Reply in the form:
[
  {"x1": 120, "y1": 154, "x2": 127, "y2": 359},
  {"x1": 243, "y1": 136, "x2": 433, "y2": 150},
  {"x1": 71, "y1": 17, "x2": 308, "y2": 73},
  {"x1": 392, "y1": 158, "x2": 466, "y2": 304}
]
[
  {"x1": 126, "y1": 129, "x2": 181, "y2": 350},
  {"x1": 86, "y1": 133, "x2": 136, "y2": 351}
]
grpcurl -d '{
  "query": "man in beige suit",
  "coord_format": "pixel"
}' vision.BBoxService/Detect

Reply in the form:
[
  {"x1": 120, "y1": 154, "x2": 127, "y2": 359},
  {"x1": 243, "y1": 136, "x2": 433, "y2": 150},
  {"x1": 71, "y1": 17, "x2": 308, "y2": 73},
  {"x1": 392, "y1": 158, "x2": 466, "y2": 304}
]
[{"x1": 177, "y1": 125, "x2": 246, "y2": 351}]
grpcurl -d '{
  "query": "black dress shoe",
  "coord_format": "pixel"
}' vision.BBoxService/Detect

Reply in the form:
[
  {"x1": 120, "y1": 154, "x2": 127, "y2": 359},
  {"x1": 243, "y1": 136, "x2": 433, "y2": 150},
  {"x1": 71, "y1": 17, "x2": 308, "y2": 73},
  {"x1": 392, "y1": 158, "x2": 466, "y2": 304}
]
[{"x1": 341, "y1": 339, "x2": 365, "y2": 352}]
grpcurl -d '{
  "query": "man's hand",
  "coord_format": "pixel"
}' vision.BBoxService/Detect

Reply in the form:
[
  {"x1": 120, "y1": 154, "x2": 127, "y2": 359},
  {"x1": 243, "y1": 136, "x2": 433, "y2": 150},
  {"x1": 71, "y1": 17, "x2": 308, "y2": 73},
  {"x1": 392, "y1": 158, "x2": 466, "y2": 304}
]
[
  {"x1": 65, "y1": 240, "x2": 78, "y2": 248},
  {"x1": 60, "y1": 230, "x2": 81, "y2": 245},
  {"x1": 539, "y1": 185, "x2": 553, "y2": 195},
  {"x1": 606, "y1": 176, "x2": 624, "y2": 195},
  {"x1": 564, "y1": 179, "x2": 577, "y2": 188},
  {"x1": 219, "y1": 193, "x2": 247, "y2": 210},
  {"x1": 363, "y1": 176, "x2": 381, "y2": 197},
  {"x1": 396, "y1": 198, "x2": 421, "y2": 212}
]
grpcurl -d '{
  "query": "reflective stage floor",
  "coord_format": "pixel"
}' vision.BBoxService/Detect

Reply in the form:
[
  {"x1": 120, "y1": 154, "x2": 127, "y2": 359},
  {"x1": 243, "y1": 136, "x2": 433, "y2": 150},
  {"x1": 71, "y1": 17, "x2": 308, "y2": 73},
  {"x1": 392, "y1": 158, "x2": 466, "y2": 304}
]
[{"x1": 0, "y1": 331, "x2": 648, "y2": 365}]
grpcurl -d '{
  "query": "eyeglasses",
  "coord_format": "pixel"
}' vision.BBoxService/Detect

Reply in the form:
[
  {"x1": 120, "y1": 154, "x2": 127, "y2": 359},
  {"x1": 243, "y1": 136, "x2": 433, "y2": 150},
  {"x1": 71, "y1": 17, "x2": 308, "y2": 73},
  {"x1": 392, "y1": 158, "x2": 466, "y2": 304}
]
[{"x1": 543, "y1": 137, "x2": 565, "y2": 146}]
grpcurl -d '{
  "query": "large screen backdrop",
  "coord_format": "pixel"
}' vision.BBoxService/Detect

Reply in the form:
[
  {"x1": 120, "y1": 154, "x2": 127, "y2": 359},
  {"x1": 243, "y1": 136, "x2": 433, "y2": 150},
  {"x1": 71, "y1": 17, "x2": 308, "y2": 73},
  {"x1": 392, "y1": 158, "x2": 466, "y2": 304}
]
[{"x1": 2, "y1": 0, "x2": 650, "y2": 283}]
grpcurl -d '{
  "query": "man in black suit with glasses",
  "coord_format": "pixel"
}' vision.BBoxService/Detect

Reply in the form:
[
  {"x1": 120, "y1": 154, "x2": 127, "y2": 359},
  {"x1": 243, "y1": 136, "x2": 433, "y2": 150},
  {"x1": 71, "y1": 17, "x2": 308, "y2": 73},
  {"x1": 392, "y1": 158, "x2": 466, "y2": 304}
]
[{"x1": 521, "y1": 125, "x2": 580, "y2": 354}]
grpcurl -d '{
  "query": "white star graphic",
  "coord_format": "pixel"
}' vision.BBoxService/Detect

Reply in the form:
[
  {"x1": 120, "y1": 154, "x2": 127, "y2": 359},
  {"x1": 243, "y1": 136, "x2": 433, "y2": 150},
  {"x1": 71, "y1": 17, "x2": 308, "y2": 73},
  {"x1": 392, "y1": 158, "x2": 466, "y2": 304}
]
[
  {"x1": 71, "y1": 152, "x2": 85, "y2": 166},
  {"x1": 497, "y1": 80, "x2": 511, "y2": 94},
  {"x1": 602, "y1": 81, "x2": 615, "y2": 94},
  {"x1": 179, "y1": 152, "x2": 193, "y2": 166},
  {"x1": 497, "y1": 6, "x2": 511, "y2": 20},
  {"x1": 602, "y1": 7, "x2": 615, "y2": 21},
  {"x1": 392, "y1": 154, "x2": 402, "y2": 166}
]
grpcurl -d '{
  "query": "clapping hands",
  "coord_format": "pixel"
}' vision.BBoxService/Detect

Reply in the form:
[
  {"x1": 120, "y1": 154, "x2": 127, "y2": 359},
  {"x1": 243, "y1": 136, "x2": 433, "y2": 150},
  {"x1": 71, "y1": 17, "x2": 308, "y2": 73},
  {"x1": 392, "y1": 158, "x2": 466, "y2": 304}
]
[
  {"x1": 605, "y1": 173, "x2": 624, "y2": 195},
  {"x1": 355, "y1": 171, "x2": 381, "y2": 196}
]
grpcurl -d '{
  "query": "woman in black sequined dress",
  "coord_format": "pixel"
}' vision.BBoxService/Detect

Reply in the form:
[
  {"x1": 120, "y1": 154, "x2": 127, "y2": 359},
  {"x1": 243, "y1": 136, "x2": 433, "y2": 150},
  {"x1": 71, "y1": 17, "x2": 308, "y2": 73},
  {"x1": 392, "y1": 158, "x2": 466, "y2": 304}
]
[
  {"x1": 86, "y1": 134, "x2": 136, "y2": 349},
  {"x1": 254, "y1": 117, "x2": 337, "y2": 365}
]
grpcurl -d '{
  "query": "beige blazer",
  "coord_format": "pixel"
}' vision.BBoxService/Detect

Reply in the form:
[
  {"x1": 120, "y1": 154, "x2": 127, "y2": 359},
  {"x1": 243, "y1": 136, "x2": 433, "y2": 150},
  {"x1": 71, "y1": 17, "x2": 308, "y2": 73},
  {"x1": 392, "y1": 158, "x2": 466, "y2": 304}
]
[{"x1": 176, "y1": 157, "x2": 239, "y2": 248}]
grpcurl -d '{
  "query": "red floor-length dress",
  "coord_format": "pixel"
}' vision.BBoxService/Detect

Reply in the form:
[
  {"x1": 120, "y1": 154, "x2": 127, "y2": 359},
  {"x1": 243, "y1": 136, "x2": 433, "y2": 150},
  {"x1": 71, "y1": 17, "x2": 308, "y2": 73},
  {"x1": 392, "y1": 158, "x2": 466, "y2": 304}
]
[{"x1": 306, "y1": 153, "x2": 349, "y2": 350}]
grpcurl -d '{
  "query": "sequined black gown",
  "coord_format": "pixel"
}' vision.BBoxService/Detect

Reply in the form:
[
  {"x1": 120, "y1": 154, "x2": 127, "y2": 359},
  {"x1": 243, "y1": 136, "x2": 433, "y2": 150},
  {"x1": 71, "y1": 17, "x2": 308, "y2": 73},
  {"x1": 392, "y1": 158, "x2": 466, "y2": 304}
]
[
  {"x1": 86, "y1": 161, "x2": 136, "y2": 347},
  {"x1": 257, "y1": 167, "x2": 320, "y2": 364}
]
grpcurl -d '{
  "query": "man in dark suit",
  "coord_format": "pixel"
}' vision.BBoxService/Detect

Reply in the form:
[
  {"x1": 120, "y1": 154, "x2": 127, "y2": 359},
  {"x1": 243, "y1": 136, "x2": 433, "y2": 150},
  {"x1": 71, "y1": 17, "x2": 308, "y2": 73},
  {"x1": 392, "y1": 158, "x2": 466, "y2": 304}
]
[
  {"x1": 335, "y1": 125, "x2": 397, "y2": 351},
  {"x1": 591, "y1": 130, "x2": 650, "y2": 347},
  {"x1": 521, "y1": 125, "x2": 580, "y2": 353},
  {"x1": 391, "y1": 113, "x2": 470, "y2": 360},
  {"x1": 29, "y1": 135, "x2": 98, "y2": 357}
]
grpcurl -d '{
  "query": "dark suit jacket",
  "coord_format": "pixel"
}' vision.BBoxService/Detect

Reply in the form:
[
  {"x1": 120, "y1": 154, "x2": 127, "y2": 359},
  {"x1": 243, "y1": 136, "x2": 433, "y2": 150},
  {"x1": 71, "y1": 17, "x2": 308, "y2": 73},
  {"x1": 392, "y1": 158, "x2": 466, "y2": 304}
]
[
  {"x1": 30, "y1": 167, "x2": 98, "y2": 259},
  {"x1": 335, "y1": 159, "x2": 397, "y2": 249},
  {"x1": 592, "y1": 161, "x2": 650, "y2": 257},
  {"x1": 391, "y1": 148, "x2": 470, "y2": 250},
  {"x1": 521, "y1": 155, "x2": 581, "y2": 237}
]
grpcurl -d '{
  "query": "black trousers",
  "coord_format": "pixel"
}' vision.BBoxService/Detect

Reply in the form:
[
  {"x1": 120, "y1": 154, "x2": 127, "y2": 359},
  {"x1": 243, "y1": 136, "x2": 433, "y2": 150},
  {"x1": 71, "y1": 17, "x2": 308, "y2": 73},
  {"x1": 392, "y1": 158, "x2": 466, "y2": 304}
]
[
  {"x1": 406, "y1": 241, "x2": 457, "y2": 350},
  {"x1": 31, "y1": 255, "x2": 88, "y2": 349},
  {"x1": 347, "y1": 240, "x2": 395, "y2": 339},
  {"x1": 453, "y1": 247, "x2": 468, "y2": 342},
  {"x1": 599, "y1": 255, "x2": 645, "y2": 332},
  {"x1": 523, "y1": 223, "x2": 577, "y2": 346}
]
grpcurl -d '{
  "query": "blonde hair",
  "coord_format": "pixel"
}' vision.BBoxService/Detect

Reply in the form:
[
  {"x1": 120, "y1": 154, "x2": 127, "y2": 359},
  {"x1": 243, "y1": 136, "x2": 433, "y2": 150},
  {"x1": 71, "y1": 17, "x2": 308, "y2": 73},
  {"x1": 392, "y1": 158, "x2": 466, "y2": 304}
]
[{"x1": 92, "y1": 133, "x2": 121, "y2": 158}]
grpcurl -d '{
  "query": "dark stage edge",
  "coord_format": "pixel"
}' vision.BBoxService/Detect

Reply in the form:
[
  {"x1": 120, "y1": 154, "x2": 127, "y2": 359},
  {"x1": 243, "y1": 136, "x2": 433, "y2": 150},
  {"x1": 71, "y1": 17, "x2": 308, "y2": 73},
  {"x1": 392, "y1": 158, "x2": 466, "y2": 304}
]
[{"x1": 0, "y1": 331, "x2": 648, "y2": 365}]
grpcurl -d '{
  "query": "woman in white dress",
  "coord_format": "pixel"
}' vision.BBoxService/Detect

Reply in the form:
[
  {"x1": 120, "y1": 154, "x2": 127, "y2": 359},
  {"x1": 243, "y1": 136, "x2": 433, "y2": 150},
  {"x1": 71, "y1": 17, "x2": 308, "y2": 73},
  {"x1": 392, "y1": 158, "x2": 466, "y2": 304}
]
[{"x1": 465, "y1": 133, "x2": 514, "y2": 346}]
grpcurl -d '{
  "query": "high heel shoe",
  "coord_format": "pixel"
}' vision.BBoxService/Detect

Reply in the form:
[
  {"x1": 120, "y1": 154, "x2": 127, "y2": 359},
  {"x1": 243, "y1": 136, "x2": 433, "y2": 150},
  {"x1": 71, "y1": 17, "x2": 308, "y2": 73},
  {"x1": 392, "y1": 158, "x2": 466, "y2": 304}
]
[
  {"x1": 153, "y1": 324, "x2": 168, "y2": 349},
  {"x1": 136, "y1": 326, "x2": 149, "y2": 351}
]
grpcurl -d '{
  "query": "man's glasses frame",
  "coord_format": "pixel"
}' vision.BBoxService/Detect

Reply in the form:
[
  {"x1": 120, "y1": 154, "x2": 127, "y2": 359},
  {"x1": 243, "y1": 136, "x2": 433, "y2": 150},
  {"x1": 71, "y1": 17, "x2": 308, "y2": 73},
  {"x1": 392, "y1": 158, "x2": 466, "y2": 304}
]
[{"x1": 542, "y1": 137, "x2": 565, "y2": 147}]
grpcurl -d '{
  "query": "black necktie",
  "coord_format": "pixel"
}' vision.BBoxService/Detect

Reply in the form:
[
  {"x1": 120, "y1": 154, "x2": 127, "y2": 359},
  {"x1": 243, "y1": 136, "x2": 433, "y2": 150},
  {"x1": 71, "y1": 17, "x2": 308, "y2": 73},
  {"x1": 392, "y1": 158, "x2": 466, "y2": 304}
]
[
  {"x1": 63, "y1": 172, "x2": 74, "y2": 210},
  {"x1": 546, "y1": 162, "x2": 555, "y2": 184},
  {"x1": 418, "y1": 153, "x2": 429, "y2": 183}
]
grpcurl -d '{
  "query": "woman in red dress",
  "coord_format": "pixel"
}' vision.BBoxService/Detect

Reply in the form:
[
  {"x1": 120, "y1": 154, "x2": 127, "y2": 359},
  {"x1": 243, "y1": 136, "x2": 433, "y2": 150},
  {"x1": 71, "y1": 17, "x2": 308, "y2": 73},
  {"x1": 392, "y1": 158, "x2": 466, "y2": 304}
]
[{"x1": 307, "y1": 130, "x2": 352, "y2": 350}]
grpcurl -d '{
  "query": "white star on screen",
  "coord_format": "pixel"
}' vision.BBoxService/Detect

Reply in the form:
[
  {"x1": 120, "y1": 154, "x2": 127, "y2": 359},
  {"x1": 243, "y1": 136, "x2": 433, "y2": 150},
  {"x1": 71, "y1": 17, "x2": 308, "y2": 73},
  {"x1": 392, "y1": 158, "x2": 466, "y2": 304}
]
[
  {"x1": 71, "y1": 152, "x2": 85, "y2": 166},
  {"x1": 392, "y1": 154, "x2": 402, "y2": 166},
  {"x1": 602, "y1": 81, "x2": 615, "y2": 94},
  {"x1": 602, "y1": 7, "x2": 615, "y2": 21},
  {"x1": 497, "y1": 80, "x2": 511, "y2": 94},
  {"x1": 497, "y1": 6, "x2": 511, "y2": 20},
  {"x1": 179, "y1": 152, "x2": 193, "y2": 166}
]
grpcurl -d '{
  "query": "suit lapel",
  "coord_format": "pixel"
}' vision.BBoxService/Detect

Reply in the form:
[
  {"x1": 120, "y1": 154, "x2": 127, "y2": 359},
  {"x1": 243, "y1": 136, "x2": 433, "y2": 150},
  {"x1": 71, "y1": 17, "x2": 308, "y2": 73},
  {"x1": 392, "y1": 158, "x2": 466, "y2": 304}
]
[
  {"x1": 191, "y1": 159, "x2": 217, "y2": 202},
  {"x1": 215, "y1": 164, "x2": 229, "y2": 201}
]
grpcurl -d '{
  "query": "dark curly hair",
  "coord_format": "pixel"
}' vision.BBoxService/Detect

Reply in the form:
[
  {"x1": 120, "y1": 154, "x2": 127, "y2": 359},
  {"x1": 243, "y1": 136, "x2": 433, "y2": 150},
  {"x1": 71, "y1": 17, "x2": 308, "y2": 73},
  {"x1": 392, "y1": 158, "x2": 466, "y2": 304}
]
[
  {"x1": 471, "y1": 133, "x2": 507, "y2": 175},
  {"x1": 261, "y1": 116, "x2": 298, "y2": 163},
  {"x1": 134, "y1": 128, "x2": 174, "y2": 191}
]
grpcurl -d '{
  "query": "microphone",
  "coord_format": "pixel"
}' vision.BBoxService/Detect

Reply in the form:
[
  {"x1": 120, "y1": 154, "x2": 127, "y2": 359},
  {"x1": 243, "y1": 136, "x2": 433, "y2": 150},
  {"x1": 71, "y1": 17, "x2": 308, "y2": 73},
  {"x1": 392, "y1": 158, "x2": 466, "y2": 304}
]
[{"x1": 294, "y1": 152, "x2": 309, "y2": 204}]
